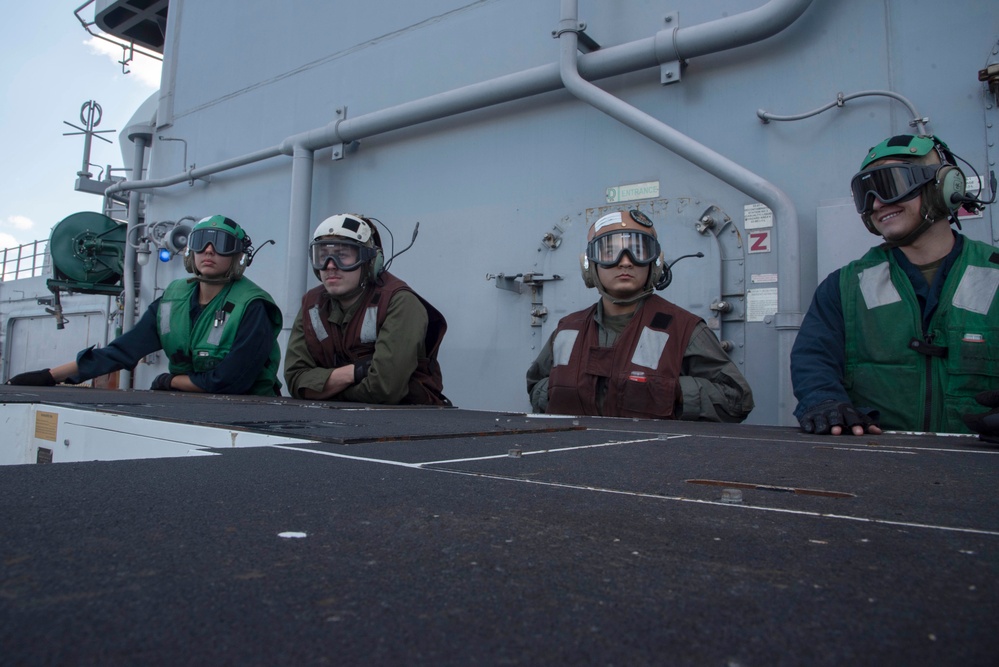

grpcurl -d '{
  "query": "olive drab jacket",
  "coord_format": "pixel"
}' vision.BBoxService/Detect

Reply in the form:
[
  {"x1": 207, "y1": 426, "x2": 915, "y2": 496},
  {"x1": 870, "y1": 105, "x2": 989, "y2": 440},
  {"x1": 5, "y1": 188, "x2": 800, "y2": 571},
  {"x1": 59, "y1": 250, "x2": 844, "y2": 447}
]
[{"x1": 299, "y1": 272, "x2": 449, "y2": 405}]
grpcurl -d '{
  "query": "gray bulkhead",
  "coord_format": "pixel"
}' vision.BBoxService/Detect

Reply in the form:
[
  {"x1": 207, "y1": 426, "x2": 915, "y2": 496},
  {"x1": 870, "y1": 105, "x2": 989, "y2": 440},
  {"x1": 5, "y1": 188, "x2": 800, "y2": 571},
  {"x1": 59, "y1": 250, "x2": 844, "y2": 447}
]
[{"x1": 98, "y1": 0, "x2": 999, "y2": 424}]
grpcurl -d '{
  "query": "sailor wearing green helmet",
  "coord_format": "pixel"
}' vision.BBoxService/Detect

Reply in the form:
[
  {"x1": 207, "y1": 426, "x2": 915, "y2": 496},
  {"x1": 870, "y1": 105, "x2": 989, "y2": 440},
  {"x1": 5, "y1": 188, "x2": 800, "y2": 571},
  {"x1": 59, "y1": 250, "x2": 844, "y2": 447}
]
[
  {"x1": 7, "y1": 215, "x2": 283, "y2": 396},
  {"x1": 791, "y1": 134, "x2": 999, "y2": 439}
]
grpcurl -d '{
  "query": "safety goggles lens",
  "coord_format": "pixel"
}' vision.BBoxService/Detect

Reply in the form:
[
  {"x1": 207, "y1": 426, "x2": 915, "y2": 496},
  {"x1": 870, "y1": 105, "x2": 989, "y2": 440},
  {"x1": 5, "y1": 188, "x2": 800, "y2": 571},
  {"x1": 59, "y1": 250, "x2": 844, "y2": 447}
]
[
  {"x1": 188, "y1": 228, "x2": 241, "y2": 256},
  {"x1": 310, "y1": 240, "x2": 375, "y2": 271},
  {"x1": 850, "y1": 164, "x2": 938, "y2": 213},
  {"x1": 587, "y1": 231, "x2": 660, "y2": 267}
]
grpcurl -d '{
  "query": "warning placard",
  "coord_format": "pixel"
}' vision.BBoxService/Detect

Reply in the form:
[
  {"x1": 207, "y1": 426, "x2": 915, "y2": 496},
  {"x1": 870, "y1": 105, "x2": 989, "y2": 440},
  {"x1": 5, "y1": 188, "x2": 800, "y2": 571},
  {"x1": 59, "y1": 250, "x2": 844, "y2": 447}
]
[
  {"x1": 747, "y1": 288, "x2": 779, "y2": 322},
  {"x1": 744, "y1": 203, "x2": 773, "y2": 229},
  {"x1": 34, "y1": 411, "x2": 58, "y2": 442}
]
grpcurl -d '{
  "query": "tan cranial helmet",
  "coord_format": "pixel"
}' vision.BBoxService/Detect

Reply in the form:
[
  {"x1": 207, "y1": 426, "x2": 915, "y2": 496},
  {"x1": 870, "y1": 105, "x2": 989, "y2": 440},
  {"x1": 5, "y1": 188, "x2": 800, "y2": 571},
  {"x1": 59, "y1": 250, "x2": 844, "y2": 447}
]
[{"x1": 579, "y1": 210, "x2": 665, "y2": 301}]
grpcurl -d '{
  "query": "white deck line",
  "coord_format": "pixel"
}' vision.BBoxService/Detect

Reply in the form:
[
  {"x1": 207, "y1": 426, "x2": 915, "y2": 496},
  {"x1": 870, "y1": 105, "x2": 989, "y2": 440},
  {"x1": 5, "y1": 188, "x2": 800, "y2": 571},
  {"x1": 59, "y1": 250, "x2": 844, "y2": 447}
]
[{"x1": 268, "y1": 440, "x2": 999, "y2": 538}]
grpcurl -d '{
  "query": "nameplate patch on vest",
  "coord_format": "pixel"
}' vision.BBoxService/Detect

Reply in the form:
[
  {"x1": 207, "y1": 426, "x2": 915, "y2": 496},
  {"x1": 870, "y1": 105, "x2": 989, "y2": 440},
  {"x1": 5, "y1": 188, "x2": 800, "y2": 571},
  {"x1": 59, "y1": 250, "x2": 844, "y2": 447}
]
[
  {"x1": 858, "y1": 262, "x2": 901, "y2": 310},
  {"x1": 207, "y1": 321, "x2": 225, "y2": 346},
  {"x1": 631, "y1": 327, "x2": 669, "y2": 369},
  {"x1": 650, "y1": 312, "x2": 673, "y2": 330},
  {"x1": 552, "y1": 330, "x2": 579, "y2": 367},
  {"x1": 360, "y1": 306, "x2": 379, "y2": 344},
  {"x1": 159, "y1": 302, "x2": 172, "y2": 335},
  {"x1": 308, "y1": 306, "x2": 328, "y2": 342},
  {"x1": 953, "y1": 265, "x2": 999, "y2": 315}
]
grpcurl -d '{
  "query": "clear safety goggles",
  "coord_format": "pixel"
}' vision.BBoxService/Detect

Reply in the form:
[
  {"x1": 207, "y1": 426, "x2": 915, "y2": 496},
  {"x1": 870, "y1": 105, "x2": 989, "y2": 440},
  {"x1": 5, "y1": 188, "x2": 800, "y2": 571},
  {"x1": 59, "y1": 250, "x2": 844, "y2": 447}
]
[
  {"x1": 310, "y1": 239, "x2": 377, "y2": 271},
  {"x1": 586, "y1": 231, "x2": 660, "y2": 268},
  {"x1": 850, "y1": 163, "x2": 938, "y2": 214},
  {"x1": 188, "y1": 228, "x2": 242, "y2": 256}
]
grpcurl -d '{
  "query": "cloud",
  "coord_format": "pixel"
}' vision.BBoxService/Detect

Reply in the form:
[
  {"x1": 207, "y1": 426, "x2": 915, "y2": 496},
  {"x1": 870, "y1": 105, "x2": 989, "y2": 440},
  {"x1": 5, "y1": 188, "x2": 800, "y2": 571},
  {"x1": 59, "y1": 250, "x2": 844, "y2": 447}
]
[
  {"x1": 0, "y1": 217, "x2": 38, "y2": 251},
  {"x1": 0, "y1": 232, "x2": 20, "y2": 251},
  {"x1": 5, "y1": 215, "x2": 34, "y2": 231},
  {"x1": 85, "y1": 36, "x2": 163, "y2": 89}
]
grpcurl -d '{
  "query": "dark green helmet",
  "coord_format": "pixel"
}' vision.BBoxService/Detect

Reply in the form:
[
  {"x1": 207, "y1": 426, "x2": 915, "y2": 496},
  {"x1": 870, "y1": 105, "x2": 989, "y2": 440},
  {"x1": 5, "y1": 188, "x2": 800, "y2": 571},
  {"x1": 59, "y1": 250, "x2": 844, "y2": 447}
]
[
  {"x1": 183, "y1": 215, "x2": 253, "y2": 281},
  {"x1": 859, "y1": 134, "x2": 949, "y2": 170}
]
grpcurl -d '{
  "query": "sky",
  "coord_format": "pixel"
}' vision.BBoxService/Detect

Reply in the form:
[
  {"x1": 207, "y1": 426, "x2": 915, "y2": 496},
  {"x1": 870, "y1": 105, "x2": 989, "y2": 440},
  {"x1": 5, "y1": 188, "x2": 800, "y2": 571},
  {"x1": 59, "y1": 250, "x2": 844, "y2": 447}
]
[{"x1": 0, "y1": 3, "x2": 161, "y2": 251}]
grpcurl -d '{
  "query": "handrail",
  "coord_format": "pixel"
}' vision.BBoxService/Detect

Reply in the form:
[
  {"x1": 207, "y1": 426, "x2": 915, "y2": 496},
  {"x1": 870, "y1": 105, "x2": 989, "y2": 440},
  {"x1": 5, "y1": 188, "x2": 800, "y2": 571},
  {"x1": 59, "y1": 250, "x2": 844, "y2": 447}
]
[{"x1": 0, "y1": 240, "x2": 48, "y2": 282}]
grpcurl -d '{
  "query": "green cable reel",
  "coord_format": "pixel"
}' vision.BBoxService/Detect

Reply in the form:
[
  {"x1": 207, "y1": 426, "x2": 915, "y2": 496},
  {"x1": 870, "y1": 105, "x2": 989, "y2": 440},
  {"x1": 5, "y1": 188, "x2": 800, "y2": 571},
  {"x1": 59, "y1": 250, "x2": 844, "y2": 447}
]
[{"x1": 46, "y1": 211, "x2": 127, "y2": 328}]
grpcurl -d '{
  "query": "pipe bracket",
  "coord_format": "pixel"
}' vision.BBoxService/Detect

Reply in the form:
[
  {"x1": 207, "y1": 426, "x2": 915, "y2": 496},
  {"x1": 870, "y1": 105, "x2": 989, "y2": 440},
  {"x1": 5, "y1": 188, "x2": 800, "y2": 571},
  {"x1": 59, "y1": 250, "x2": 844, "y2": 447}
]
[
  {"x1": 332, "y1": 107, "x2": 347, "y2": 161},
  {"x1": 660, "y1": 13, "x2": 682, "y2": 85}
]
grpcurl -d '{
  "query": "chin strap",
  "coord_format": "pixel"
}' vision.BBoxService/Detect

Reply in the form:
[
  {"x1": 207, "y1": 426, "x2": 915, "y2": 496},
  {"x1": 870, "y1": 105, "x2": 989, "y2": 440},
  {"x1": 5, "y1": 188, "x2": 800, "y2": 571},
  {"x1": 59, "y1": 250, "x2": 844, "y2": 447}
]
[
  {"x1": 595, "y1": 281, "x2": 653, "y2": 306},
  {"x1": 328, "y1": 277, "x2": 369, "y2": 305},
  {"x1": 880, "y1": 214, "x2": 937, "y2": 249},
  {"x1": 880, "y1": 206, "x2": 958, "y2": 249}
]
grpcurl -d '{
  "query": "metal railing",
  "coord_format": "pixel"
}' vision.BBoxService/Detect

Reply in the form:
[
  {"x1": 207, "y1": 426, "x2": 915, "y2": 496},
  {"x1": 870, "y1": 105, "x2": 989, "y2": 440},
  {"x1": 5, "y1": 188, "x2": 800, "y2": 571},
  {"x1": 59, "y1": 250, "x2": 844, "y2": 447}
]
[{"x1": 0, "y1": 240, "x2": 49, "y2": 282}]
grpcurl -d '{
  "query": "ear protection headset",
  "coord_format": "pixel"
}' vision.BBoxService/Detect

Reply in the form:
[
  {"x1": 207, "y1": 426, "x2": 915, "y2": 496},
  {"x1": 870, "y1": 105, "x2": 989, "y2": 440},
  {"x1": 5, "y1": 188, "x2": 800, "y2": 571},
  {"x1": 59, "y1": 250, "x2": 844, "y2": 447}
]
[
  {"x1": 370, "y1": 238, "x2": 385, "y2": 281},
  {"x1": 922, "y1": 163, "x2": 966, "y2": 222}
]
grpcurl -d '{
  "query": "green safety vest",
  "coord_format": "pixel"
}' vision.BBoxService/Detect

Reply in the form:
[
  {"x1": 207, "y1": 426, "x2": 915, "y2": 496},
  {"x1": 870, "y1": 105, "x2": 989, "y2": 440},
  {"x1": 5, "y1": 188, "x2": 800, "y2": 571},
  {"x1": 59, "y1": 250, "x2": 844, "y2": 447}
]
[
  {"x1": 157, "y1": 278, "x2": 283, "y2": 396},
  {"x1": 840, "y1": 239, "x2": 999, "y2": 433}
]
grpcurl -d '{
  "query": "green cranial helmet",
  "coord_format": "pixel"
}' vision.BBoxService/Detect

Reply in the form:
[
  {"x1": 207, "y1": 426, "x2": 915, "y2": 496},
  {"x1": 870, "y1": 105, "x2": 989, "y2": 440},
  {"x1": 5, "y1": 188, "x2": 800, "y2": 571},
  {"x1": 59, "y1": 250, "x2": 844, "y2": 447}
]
[
  {"x1": 854, "y1": 134, "x2": 966, "y2": 245},
  {"x1": 183, "y1": 215, "x2": 253, "y2": 281},
  {"x1": 859, "y1": 134, "x2": 951, "y2": 170},
  {"x1": 190, "y1": 215, "x2": 247, "y2": 244}
]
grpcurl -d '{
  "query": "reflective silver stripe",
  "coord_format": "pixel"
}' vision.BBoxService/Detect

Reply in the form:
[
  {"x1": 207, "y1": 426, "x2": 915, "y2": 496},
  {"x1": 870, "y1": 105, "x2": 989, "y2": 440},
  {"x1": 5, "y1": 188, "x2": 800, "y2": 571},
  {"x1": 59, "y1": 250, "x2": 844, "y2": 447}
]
[
  {"x1": 308, "y1": 306, "x2": 328, "y2": 342},
  {"x1": 159, "y1": 302, "x2": 172, "y2": 335},
  {"x1": 206, "y1": 322, "x2": 224, "y2": 346},
  {"x1": 858, "y1": 262, "x2": 901, "y2": 310},
  {"x1": 552, "y1": 330, "x2": 579, "y2": 367},
  {"x1": 953, "y1": 265, "x2": 999, "y2": 315},
  {"x1": 360, "y1": 306, "x2": 379, "y2": 344},
  {"x1": 631, "y1": 327, "x2": 668, "y2": 370}
]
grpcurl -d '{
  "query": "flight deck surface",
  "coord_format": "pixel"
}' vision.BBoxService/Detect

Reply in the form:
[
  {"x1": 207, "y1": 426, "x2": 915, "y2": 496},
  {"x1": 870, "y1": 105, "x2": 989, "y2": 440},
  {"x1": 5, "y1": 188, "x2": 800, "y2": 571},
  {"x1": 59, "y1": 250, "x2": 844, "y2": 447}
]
[{"x1": 0, "y1": 386, "x2": 996, "y2": 665}]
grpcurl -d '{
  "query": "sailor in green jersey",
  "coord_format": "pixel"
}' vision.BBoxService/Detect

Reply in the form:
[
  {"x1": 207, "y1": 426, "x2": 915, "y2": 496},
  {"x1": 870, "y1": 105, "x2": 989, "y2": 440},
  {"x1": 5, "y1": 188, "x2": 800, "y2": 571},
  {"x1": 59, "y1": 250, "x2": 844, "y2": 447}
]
[
  {"x1": 791, "y1": 134, "x2": 998, "y2": 437},
  {"x1": 7, "y1": 215, "x2": 283, "y2": 395}
]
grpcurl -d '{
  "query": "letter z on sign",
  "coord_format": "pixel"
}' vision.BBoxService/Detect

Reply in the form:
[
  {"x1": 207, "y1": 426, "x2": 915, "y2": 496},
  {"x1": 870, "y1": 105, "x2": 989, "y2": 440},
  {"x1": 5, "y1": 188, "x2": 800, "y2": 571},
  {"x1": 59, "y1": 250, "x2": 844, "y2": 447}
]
[{"x1": 748, "y1": 230, "x2": 771, "y2": 254}]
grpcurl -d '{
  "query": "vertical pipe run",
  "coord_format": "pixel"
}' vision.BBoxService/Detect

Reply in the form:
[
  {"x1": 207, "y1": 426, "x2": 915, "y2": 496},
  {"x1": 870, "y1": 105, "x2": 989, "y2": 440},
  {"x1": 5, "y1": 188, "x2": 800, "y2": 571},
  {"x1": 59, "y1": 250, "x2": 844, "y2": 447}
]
[
  {"x1": 285, "y1": 145, "x2": 315, "y2": 326},
  {"x1": 120, "y1": 129, "x2": 151, "y2": 390}
]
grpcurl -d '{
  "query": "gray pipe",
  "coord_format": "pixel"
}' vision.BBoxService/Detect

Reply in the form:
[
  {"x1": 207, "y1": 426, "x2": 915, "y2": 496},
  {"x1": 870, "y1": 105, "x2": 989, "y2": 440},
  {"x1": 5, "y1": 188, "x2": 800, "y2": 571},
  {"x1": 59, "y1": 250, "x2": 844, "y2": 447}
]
[
  {"x1": 286, "y1": 146, "x2": 315, "y2": 325},
  {"x1": 120, "y1": 126, "x2": 151, "y2": 389},
  {"x1": 106, "y1": 145, "x2": 284, "y2": 195},
  {"x1": 558, "y1": 0, "x2": 803, "y2": 425},
  {"x1": 758, "y1": 90, "x2": 929, "y2": 135}
]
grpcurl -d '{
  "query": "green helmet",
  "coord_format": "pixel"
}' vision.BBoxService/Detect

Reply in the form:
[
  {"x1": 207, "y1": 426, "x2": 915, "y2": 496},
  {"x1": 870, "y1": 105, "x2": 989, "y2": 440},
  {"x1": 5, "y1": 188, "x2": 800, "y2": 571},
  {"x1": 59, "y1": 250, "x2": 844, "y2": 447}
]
[
  {"x1": 183, "y1": 215, "x2": 253, "y2": 281},
  {"x1": 859, "y1": 134, "x2": 950, "y2": 170}
]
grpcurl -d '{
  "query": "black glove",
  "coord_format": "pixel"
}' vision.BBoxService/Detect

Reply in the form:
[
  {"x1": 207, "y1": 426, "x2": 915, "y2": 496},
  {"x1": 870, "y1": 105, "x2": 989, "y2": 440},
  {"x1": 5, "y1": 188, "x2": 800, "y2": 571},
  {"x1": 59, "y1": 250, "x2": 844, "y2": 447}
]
[
  {"x1": 353, "y1": 358, "x2": 372, "y2": 385},
  {"x1": 799, "y1": 399, "x2": 878, "y2": 435},
  {"x1": 961, "y1": 390, "x2": 999, "y2": 444},
  {"x1": 7, "y1": 369, "x2": 56, "y2": 386},
  {"x1": 150, "y1": 373, "x2": 175, "y2": 391}
]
